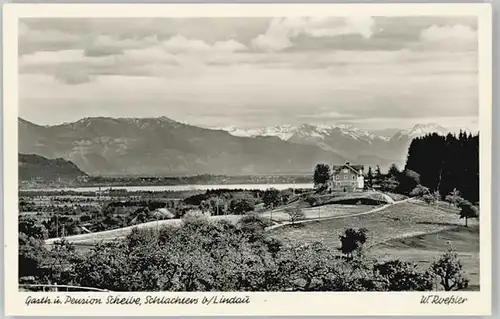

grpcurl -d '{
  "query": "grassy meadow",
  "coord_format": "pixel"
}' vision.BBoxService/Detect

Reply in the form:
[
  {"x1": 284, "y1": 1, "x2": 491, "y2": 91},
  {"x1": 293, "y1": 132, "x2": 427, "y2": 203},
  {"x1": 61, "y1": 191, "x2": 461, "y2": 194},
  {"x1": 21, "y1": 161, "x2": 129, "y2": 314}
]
[{"x1": 269, "y1": 200, "x2": 480, "y2": 289}]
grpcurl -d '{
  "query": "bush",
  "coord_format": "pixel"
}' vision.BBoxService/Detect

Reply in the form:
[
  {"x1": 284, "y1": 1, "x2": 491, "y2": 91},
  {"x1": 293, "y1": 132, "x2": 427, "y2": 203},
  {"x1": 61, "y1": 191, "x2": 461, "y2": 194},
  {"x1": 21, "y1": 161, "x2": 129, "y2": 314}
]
[
  {"x1": 238, "y1": 214, "x2": 272, "y2": 233},
  {"x1": 23, "y1": 220, "x2": 471, "y2": 292},
  {"x1": 374, "y1": 260, "x2": 434, "y2": 291},
  {"x1": 410, "y1": 184, "x2": 430, "y2": 197},
  {"x1": 422, "y1": 191, "x2": 440, "y2": 205},
  {"x1": 396, "y1": 170, "x2": 420, "y2": 195},
  {"x1": 182, "y1": 209, "x2": 209, "y2": 224}
]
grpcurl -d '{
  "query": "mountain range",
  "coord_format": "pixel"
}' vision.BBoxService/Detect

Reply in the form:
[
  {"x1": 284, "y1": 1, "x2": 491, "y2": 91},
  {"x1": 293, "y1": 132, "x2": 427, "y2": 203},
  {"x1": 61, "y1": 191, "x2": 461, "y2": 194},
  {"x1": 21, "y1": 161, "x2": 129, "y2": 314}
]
[
  {"x1": 218, "y1": 122, "x2": 450, "y2": 166},
  {"x1": 18, "y1": 117, "x2": 452, "y2": 177}
]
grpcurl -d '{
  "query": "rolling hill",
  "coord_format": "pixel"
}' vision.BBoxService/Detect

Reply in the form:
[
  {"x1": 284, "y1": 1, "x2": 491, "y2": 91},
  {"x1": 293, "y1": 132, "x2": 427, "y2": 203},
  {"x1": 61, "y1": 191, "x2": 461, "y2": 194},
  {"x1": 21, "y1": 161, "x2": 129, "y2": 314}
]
[{"x1": 19, "y1": 153, "x2": 88, "y2": 181}]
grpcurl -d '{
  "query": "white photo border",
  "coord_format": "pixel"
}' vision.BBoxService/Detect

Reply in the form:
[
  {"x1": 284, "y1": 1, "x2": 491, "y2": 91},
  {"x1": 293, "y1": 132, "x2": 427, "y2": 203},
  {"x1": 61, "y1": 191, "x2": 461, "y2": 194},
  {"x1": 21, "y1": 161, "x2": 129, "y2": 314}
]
[{"x1": 2, "y1": 3, "x2": 493, "y2": 316}]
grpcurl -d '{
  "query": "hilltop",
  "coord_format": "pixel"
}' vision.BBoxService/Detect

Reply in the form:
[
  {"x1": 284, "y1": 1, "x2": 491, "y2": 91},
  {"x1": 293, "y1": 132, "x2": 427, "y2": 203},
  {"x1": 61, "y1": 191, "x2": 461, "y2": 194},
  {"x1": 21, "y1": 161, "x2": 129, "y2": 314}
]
[{"x1": 19, "y1": 153, "x2": 88, "y2": 181}]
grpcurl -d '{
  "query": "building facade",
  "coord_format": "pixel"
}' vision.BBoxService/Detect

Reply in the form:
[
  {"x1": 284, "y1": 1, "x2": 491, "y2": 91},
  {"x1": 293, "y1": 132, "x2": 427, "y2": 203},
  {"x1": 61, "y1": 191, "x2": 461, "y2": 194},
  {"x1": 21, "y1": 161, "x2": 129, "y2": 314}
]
[{"x1": 330, "y1": 162, "x2": 364, "y2": 191}]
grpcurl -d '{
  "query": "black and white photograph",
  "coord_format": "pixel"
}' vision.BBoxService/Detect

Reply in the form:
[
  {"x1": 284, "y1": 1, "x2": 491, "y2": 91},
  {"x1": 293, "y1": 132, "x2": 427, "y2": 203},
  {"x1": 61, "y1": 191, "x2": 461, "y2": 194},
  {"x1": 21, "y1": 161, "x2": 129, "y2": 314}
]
[{"x1": 3, "y1": 3, "x2": 492, "y2": 317}]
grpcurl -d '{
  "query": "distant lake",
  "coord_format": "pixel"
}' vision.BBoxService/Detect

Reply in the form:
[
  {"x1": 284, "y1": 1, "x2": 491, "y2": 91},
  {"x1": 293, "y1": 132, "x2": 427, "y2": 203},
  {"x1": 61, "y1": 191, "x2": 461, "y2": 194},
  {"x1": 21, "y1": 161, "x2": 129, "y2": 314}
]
[{"x1": 21, "y1": 183, "x2": 314, "y2": 193}]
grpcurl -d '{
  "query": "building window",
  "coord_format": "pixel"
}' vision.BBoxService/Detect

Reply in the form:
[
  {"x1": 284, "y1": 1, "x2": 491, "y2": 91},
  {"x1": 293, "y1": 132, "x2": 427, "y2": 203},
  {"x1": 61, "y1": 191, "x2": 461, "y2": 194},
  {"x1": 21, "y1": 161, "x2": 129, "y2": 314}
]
[
  {"x1": 335, "y1": 175, "x2": 339, "y2": 180},
  {"x1": 344, "y1": 175, "x2": 348, "y2": 180},
  {"x1": 352, "y1": 175, "x2": 356, "y2": 180}
]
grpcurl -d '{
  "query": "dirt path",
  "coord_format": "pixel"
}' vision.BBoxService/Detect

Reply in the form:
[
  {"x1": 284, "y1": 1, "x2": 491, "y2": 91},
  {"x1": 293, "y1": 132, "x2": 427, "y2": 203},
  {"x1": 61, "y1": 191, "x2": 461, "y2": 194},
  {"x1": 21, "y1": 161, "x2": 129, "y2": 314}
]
[
  {"x1": 44, "y1": 214, "x2": 241, "y2": 245},
  {"x1": 265, "y1": 197, "x2": 411, "y2": 231}
]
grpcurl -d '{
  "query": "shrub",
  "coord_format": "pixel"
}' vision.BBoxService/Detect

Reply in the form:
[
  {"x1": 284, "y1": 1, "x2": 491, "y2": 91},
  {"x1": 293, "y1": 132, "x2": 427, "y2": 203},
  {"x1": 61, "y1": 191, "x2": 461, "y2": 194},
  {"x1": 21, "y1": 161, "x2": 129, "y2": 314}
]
[
  {"x1": 182, "y1": 209, "x2": 209, "y2": 224},
  {"x1": 396, "y1": 169, "x2": 420, "y2": 195},
  {"x1": 410, "y1": 184, "x2": 430, "y2": 197},
  {"x1": 374, "y1": 260, "x2": 434, "y2": 291},
  {"x1": 238, "y1": 214, "x2": 272, "y2": 233}
]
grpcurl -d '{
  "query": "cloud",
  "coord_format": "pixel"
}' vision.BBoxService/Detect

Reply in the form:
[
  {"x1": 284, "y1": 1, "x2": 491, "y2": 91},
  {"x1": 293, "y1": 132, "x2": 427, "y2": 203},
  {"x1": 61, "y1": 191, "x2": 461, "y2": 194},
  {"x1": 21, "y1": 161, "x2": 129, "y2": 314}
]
[
  {"x1": 251, "y1": 16, "x2": 375, "y2": 52},
  {"x1": 420, "y1": 24, "x2": 477, "y2": 42},
  {"x1": 83, "y1": 35, "x2": 158, "y2": 57},
  {"x1": 83, "y1": 34, "x2": 248, "y2": 58},
  {"x1": 19, "y1": 22, "x2": 83, "y2": 55},
  {"x1": 18, "y1": 17, "x2": 478, "y2": 130},
  {"x1": 54, "y1": 70, "x2": 94, "y2": 85},
  {"x1": 160, "y1": 35, "x2": 247, "y2": 53},
  {"x1": 213, "y1": 39, "x2": 248, "y2": 52}
]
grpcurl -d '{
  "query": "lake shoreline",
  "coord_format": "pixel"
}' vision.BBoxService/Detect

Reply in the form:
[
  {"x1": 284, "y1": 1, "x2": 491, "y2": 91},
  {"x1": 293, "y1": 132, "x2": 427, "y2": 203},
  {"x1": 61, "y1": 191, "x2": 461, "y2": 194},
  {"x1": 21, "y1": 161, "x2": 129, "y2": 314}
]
[{"x1": 19, "y1": 182, "x2": 315, "y2": 193}]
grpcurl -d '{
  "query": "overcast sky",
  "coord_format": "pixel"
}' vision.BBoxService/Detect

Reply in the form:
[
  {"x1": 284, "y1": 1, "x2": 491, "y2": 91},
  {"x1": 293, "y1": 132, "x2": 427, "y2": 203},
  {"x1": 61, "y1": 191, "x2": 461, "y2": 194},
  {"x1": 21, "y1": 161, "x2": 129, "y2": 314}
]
[{"x1": 19, "y1": 17, "x2": 478, "y2": 131}]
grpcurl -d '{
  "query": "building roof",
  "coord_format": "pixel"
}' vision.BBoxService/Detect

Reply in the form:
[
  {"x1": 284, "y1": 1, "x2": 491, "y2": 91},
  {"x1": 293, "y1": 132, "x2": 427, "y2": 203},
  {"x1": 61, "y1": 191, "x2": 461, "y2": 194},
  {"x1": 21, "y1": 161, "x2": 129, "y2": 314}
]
[
  {"x1": 152, "y1": 208, "x2": 175, "y2": 219},
  {"x1": 332, "y1": 162, "x2": 364, "y2": 175}
]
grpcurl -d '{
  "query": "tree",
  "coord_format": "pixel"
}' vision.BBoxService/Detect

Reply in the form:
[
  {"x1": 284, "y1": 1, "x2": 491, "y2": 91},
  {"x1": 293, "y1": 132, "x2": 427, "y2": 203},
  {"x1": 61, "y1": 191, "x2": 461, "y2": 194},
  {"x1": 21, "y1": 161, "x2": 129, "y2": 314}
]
[
  {"x1": 19, "y1": 217, "x2": 47, "y2": 239},
  {"x1": 380, "y1": 176, "x2": 399, "y2": 192},
  {"x1": 19, "y1": 232, "x2": 48, "y2": 278},
  {"x1": 374, "y1": 165, "x2": 383, "y2": 186},
  {"x1": 366, "y1": 167, "x2": 374, "y2": 188},
  {"x1": 199, "y1": 200, "x2": 211, "y2": 213},
  {"x1": 422, "y1": 191, "x2": 440, "y2": 205},
  {"x1": 284, "y1": 207, "x2": 305, "y2": 225},
  {"x1": 229, "y1": 197, "x2": 255, "y2": 215},
  {"x1": 404, "y1": 132, "x2": 479, "y2": 203},
  {"x1": 430, "y1": 249, "x2": 469, "y2": 291},
  {"x1": 338, "y1": 228, "x2": 368, "y2": 259},
  {"x1": 445, "y1": 188, "x2": 464, "y2": 207},
  {"x1": 74, "y1": 242, "x2": 131, "y2": 291},
  {"x1": 387, "y1": 164, "x2": 400, "y2": 178},
  {"x1": 313, "y1": 164, "x2": 331, "y2": 189},
  {"x1": 263, "y1": 188, "x2": 281, "y2": 208},
  {"x1": 280, "y1": 189, "x2": 294, "y2": 204},
  {"x1": 43, "y1": 238, "x2": 79, "y2": 286},
  {"x1": 208, "y1": 197, "x2": 227, "y2": 215},
  {"x1": 458, "y1": 201, "x2": 479, "y2": 227}
]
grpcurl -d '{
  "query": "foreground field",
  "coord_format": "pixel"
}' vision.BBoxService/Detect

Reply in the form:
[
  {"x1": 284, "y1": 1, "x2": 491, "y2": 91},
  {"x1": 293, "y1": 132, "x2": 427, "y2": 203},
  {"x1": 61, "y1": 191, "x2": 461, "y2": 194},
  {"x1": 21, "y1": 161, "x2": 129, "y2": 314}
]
[
  {"x1": 270, "y1": 200, "x2": 479, "y2": 289},
  {"x1": 270, "y1": 201, "x2": 469, "y2": 247},
  {"x1": 368, "y1": 225, "x2": 479, "y2": 289}
]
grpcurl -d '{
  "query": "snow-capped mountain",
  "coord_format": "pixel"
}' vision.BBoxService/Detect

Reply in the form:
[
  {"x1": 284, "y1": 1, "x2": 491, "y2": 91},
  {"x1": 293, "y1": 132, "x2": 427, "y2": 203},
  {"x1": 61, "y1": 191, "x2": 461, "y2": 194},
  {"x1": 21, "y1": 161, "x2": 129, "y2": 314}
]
[
  {"x1": 219, "y1": 124, "x2": 389, "y2": 143},
  {"x1": 220, "y1": 125, "x2": 297, "y2": 140},
  {"x1": 391, "y1": 123, "x2": 449, "y2": 140},
  {"x1": 220, "y1": 123, "x2": 449, "y2": 142},
  {"x1": 217, "y1": 123, "x2": 453, "y2": 169}
]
